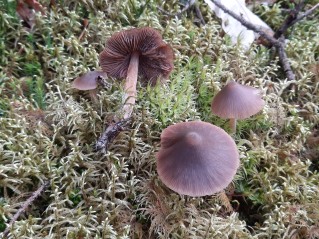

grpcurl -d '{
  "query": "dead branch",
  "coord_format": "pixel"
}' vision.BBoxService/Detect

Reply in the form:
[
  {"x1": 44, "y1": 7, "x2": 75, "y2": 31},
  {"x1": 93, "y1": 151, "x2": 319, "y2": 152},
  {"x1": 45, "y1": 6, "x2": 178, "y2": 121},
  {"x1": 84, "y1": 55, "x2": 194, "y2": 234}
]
[
  {"x1": 2, "y1": 181, "x2": 49, "y2": 238},
  {"x1": 209, "y1": 0, "x2": 295, "y2": 82},
  {"x1": 208, "y1": 0, "x2": 278, "y2": 46},
  {"x1": 274, "y1": 1, "x2": 305, "y2": 39},
  {"x1": 158, "y1": 0, "x2": 206, "y2": 26},
  {"x1": 94, "y1": 118, "x2": 131, "y2": 152},
  {"x1": 290, "y1": 3, "x2": 319, "y2": 26},
  {"x1": 277, "y1": 37, "x2": 296, "y2": 84},
  {"x1": 157, "y1": 0, "x2": 195, "y2": 17},
  {"x1": 194, "y1": 2, "x2": 206, "y2": 25}
]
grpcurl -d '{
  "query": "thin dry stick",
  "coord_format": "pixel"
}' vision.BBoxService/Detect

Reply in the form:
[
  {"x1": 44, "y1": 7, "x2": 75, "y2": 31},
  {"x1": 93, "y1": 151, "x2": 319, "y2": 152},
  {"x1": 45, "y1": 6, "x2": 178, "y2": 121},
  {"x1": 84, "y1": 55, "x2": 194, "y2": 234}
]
[
  {"x1": 94, "y1": 118, "x2": 131, "y2": 152},
  {"x1": 194, "y1": 2, "x2": 206, "y2": 25},
  {"x1": 209, "y1": 0, "x2": 295, "y2": 82},
  {"x1": 272, "y1": 1, "x2": 309, "y2": 85},
  {"x1": 274, "y1": 0, "x2": 305, "y2": 38},
  {"x1": 271, "y1": 2, "x2": 319, "y2": 80},
  {"x1": 277, "y1": 36, "x2": 296, "y2": 83},
  {"x1": 290, "y1": 3, "x2": 319, "y2": 26},
  {"x1": 158, "y1": 1, "x2": 205, "y2": 26},
  {"x1": 2, "y1": 181, "x2": 49, "y2": 238},
  {"x1": 157, "y1": 0, "x2": 195, "y2": 17}
]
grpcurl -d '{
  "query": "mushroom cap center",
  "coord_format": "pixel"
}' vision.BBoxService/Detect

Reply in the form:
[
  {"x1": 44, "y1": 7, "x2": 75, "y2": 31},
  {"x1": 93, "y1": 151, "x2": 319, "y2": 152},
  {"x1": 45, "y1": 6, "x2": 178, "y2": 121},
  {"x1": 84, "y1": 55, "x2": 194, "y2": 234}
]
[{"x1": 185, "y1": 132, "x2": 202, "y2": 146}]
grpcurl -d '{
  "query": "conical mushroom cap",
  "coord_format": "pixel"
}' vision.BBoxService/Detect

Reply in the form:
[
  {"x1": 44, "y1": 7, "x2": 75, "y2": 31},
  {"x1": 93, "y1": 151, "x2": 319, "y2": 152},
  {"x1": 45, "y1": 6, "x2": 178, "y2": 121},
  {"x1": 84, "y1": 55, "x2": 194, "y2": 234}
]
[
  {"x1": 99, "y1": 27, "x2": 174, "y2": 85},
  {"x1": 72, "y1": 70, "x2": 107, "y2": 90},
  {"x1": 211, "y1": 81, "x2": 265, "y2": 119},
  {"x1": 156, "y1": 121, "x2": 239, "y2": 197}
]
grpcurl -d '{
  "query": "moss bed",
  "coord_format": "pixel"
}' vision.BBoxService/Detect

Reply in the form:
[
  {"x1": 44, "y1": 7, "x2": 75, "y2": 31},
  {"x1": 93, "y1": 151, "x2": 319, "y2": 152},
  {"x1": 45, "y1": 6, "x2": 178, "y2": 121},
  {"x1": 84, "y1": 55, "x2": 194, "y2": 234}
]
[{"x1": 0, "y1": 0, "x2": 318, "y2": 238}]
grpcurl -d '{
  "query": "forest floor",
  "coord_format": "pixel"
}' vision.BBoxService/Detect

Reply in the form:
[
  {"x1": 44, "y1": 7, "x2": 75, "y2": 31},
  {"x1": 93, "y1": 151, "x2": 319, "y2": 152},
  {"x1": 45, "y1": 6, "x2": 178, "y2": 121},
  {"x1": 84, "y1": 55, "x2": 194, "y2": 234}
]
[{"x1": 0, "y1": 0, "x2": 319, "y2": 238}]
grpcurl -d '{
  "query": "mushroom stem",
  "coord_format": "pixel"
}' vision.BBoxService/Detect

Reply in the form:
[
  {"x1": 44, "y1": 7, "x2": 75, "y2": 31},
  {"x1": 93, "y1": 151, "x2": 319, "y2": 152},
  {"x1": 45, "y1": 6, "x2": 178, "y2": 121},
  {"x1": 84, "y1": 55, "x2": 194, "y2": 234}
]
[
  {"x1": 122, "y1": 51, "x2": 139, "y2": 119},
  {"x1": 89, "y1": 89, "x2": 98, "y2": 103},
  {"x1": 229, "y1": 118, "x2": 237, "y2": 133},
  {"x1": 95, "y1": 52, "x2": 139, "y2": 151}
]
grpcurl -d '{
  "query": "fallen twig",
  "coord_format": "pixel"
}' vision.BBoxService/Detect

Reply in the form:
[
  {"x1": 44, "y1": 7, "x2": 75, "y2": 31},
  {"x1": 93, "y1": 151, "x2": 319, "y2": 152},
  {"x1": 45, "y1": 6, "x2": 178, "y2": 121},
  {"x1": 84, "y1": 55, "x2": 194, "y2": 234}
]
[
  {"x1": 194, "y1": 2, "x2": 206, "y2": 25},
  {"x1": 157, "y1": 0, "x2": 195, "y2": 17},
  {"x1": 277, "y1": 36, "x2": 296, "y2": 84},
  {"x1": 274, "y1": 1, "x2": 305, "y2": 39},
  {"x1": 2, "y1": 181, "x2": 49, "y2": 238},
  {"x1": 290, "y1": 3, "x2": 319, "y2": 27},
  {"x1": 158, "y1": 0, "x2": 206, "y2": 26},
  {"x1": 208, "y1": 0, "x2": 277, "y2": 46},
  {"x1": 95, "y1": 118, "x2": 131, "y2": 152},
  {"x1": 209, "y1": 0, "x2": 295, "y2": 82}
]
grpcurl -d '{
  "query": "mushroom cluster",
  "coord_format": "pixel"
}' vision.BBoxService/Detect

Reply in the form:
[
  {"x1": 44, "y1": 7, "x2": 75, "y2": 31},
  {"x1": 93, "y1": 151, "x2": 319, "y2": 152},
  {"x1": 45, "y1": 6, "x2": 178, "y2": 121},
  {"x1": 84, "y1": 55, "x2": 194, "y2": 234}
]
[
  {"x1": 72, "y1": 27, "x2": 265, "y2": 198},
  {"x1": 73, "y1": 27, "x2": 174, "y2": 150},
  {"x1": 156, "y1": 80, "x2": 265, "y2": 196}
]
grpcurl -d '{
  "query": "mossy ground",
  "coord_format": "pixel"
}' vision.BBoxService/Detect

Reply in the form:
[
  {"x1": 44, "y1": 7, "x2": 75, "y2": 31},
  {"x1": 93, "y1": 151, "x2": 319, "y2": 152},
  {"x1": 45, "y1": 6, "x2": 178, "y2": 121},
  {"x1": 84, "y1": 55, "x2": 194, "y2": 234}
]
[{"x1": 0, "y1": 0, "x2": 319, "y2": 238}]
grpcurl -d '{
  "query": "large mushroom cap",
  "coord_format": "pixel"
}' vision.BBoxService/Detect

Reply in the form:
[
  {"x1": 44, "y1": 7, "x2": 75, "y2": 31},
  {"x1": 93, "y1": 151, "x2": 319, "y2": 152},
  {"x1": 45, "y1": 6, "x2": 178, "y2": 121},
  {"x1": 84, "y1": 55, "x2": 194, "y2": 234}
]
[
  {"x1": 99, "y1": 27, "x2": 174, "y2": 85},
  {"x1": 156, "y1": 121, "x2": 239, "y2": 197},
  {"x1": 211, "y1": 80, "x2": 265, "y2": 119}
]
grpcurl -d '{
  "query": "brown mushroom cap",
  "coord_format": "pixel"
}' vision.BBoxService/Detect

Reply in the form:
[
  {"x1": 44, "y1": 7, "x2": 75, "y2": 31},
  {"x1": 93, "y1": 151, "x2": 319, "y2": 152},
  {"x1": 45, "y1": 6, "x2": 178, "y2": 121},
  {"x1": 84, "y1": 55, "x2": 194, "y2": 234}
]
[
  {"x1": 211, "y1": 81, "x2": 265, "y2": 119},
  {"x1": 156, "y1": 121, "x2": 239, "y2": 196},
  {"x1": 72, "y1": 70, "x2": 107, "y2": 90},
  {"x1": 99, "y1": 27, "x2": 174, "y2": 85}
]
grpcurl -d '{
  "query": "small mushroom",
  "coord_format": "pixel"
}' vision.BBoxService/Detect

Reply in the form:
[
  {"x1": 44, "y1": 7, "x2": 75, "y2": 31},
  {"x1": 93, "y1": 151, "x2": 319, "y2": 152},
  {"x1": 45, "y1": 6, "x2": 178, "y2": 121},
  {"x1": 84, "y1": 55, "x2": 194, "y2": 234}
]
[
  {"x1": 99, "y1": 27, "x2": 174, "y2": 119},
  {"x1": 156, "y1": 121, "x2": 239, "y2": 197},
  {"x1": 72, "y1": 70, "x2": 108, "y2": 102},
  {"x1": 211, "y1": 80, "x2": 265, "y2": 133},
  {"x1": 72, "y1": 70, "x2": 107, "y2": 90}
]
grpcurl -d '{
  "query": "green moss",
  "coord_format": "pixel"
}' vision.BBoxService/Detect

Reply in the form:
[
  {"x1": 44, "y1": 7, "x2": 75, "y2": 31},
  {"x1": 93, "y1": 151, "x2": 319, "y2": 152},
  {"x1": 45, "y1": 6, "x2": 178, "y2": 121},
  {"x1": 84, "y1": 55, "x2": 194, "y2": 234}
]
[
  {"x1": 68, "y1": 189, "x2": 82, "y2": 207},
  {"x1": 22, "y1": 61, "x2": 42, "y2": 77},
  {"x1": 0, "y1": 0, "x2": 17, "y2": 19},
  {"x1": 22, "y1": 76, "x2": 46, "y2": 109},
  {"x1": 0, "y1": 101, "x2": 9, "y2": 117},
  {"x1": 0, "y1": 217, "x2": 5, "y2": 233},
  {"x1": 139, "y1": 61, "x2": 198, "y2": 128}
]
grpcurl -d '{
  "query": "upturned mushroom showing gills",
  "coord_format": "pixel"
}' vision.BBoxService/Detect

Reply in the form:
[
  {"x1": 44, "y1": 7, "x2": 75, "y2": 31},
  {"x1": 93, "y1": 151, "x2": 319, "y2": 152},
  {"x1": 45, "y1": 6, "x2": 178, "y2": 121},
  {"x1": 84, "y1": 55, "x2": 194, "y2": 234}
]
[
  {"x1": 211, "y1": 80, "x2": 265, "y2": 133},
  {"x1": 94, "y1": 27, "x2": 174, "y2": 151},
  {"x1": 99, "y1": 27, "x2": 174, "y2": 119},
  {"x1": 156, "y1": 121, "x2": 239, "y2": 197}
]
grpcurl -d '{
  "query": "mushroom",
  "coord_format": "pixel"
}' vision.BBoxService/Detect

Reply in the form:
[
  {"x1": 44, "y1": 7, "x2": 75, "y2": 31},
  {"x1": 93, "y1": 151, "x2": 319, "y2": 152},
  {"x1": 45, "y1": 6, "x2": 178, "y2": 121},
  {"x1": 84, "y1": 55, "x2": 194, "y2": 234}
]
[
  {"x1": 72, "y1": 70, "x2": 107, "y2": 90},
  {"x1": 94, "y1": 27, "x2": 174, "y2": 151},
  {"x1": 156, "y1": 121, "x2": 239, "y2": 197},
  {"x1": 99, "y1": 27, "x2": 174, "y2": 119},
  {"x1": 72, "y1": 70, "x2": 108, "y2": 102},
  {"x1": 211, "y1": 80, "x2": 265, "y2": 133}
]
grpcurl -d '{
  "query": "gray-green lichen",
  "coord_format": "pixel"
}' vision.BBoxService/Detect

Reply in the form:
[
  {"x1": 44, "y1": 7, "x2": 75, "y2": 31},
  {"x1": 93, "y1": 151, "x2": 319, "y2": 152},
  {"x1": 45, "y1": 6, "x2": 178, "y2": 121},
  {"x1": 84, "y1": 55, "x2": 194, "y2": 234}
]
[{"x1": 0, "y1": 0, "x2": 318, "y2": 238}]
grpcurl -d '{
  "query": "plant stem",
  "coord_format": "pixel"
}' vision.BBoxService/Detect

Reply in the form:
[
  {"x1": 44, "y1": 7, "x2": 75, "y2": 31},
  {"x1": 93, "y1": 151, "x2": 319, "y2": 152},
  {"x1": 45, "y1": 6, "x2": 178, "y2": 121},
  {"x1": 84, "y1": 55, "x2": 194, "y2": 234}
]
[{"x1": 229, "y1": 118, "x2": 237, "y2": 133}]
